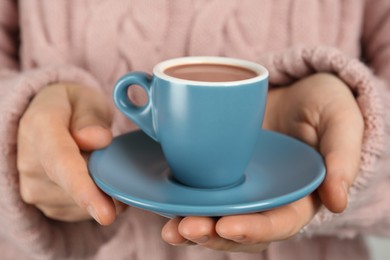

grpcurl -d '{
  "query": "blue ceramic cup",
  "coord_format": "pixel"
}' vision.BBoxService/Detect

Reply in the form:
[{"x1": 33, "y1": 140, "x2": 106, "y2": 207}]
[{"x1": 113, "y1": 56, "x2": 268, "y2": 189}]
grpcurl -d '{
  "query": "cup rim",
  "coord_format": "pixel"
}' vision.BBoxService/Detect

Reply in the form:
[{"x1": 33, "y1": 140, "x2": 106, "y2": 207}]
[{"x1": 153, "y1": 56, "x2": 268, "y2": 86}]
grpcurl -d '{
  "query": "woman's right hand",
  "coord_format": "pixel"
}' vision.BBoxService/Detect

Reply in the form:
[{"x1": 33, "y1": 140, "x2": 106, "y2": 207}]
[{"x1": 17, "y1": 83, "x2": 125, "y2": 225}]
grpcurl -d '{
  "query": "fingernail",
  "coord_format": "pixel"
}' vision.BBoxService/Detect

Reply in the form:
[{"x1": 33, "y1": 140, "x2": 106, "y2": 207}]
[
  {"x1": 169, "y1": 241, "x2": 196, "y2": 247},
  {"x1": 87, "y1": 205, "x2": 101, "y2": 225},
  {"x1": 192, "y1": 236, "x2": 208, "y2": 244},
  {"x1": 230, "y1": 235, "x2": 246, "y2": 242}
]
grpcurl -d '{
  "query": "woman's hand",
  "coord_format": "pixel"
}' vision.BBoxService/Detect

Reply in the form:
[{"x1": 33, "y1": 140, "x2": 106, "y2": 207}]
[
  {"x1": 161, "y1": 73, "x2": 364, "y2": 252},
  {"x1": 17, "y1": 83, "x2": 125, "y2": 225}
]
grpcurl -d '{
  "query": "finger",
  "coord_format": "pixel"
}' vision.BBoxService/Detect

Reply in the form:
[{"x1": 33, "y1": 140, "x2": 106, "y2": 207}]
[
  {"x1": 216, "y1": 195, "x2": 319, "y2": 244},
  {"x1": 28, "y1": 86, "x2": 117, "y2": 225},
  {"x1": 318, "y1": 103, "x2": 364, "y2": 213},
  {"x1": 21, "y1": 174, "x2": 126, "y2": 221},
  {"x1": 73, "y1": 126, "x2": 113, "y2": 152},
  {"x1": 40, "y1": 128, "x2": 116, "y2": 225},
  {"x1": 161, "y1": 218, "x2": 191, "y2": 245},
  {"x1": 67, "y1": 85, "x2": 113, "y2": 151},
  {"x1": 177, "y1": 217, "x2": 269, "y2": 253},
  {"x1": 178, "y1": 216, "x2": 217, "y2": 244},
  {"x1": 19, "y1": 173, "x2": 77, "y2": 207},
  {"x1": 37, "y1": 204, "x2": 92, "y2": 222}
]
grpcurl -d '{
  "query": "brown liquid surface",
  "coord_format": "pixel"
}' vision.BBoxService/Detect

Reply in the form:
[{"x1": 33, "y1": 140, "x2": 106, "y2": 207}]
[{"x1": 164, "y1": 63, "x2": 258, "y2": 82}]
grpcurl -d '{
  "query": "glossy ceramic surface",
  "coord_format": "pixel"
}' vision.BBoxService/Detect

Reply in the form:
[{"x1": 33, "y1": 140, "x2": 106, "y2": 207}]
[
  {"x1": 113, "y1": 56, "x2": 268, "y2": 189},
  {"x1": 88, "y1": 130, "x2": 326, "y2": 218}
]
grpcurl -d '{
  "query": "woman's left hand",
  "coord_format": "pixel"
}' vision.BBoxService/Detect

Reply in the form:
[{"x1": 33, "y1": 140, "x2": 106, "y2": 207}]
[{"x1": 161, "y1": 73, "x2": 364, "y2": 252}]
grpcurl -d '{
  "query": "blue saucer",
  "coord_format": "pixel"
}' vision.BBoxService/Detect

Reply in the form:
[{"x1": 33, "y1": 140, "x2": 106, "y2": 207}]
[{"x1": 88, "y1": 130, "x2": 325, "y2": 218}]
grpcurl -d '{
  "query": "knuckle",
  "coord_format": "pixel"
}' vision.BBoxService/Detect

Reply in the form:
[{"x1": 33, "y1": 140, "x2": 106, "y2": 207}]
[
  {"x1": 39, "y1": 206, "x2": 65, "y2": 220},
  {"x1": 286, "y1": 208, "x2": 305, "y2": 238},
  {"x1": 34, "y1": 112, "x2": 60, "y2": 127},
  {"x1": 40, "y1": 206, "x2": 90, "y2": 222},
  {"x1": 19, "y1": 115, "x2": 57, "y2": 152},
  {"x1": 285, "y1": 225, "x2": 300, "y2": 239},
  {"x1": 19, "y1": 180, "x2": 40, "y2": 205},
  {"x1": 40, "y1": 157, "x2": 56, "y2": 181},
  {"x1": 16, "y1": 158, "x2": 32, "y2": 176},
  {"x1": 21, "y1": 109, "x2": 62, "y2": 131}
]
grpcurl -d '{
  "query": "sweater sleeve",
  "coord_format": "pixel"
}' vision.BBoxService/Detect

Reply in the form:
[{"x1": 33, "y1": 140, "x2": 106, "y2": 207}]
[
  {"x1": 257, "y1": 44, "x2": 389, "y2": 237},
  {"x1": 0, "y1": 1, "x2": 124, "y2": 259},
  {"x1": 0, "y1": 0, "x2": 18, "y2": 72}
]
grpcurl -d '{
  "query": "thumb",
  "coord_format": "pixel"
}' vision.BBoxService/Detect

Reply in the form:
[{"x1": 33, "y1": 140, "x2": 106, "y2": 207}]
[
  {"x1": 69, "y1": 86, "x2": 113, "y2": 151},
  {"x1": 317, "y1": 103, "x2": 364, "y2": 213}
]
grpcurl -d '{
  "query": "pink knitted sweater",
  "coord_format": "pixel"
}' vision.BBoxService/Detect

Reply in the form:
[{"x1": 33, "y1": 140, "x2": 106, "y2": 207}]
[{"x1": 0, "y1": 0, "x2": 389, "y2": 259}]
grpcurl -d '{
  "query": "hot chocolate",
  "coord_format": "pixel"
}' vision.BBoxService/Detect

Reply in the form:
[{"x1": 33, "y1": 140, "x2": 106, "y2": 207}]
[{"x1": 164, "y1": 63, "x2": 258, "y2": 82}]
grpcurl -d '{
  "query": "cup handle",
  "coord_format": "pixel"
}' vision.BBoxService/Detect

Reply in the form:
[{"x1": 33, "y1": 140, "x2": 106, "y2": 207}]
[{"x1": 113, "y1": 72, "x2": 158, "y2": 141}]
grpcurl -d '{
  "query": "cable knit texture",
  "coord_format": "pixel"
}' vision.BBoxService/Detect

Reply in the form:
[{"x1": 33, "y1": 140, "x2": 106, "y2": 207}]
[{"x1": 0, "y1": 0, "x2": 389, "y2": 259}]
